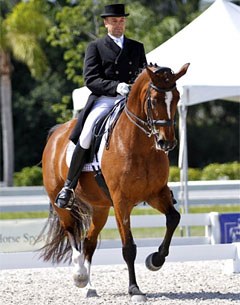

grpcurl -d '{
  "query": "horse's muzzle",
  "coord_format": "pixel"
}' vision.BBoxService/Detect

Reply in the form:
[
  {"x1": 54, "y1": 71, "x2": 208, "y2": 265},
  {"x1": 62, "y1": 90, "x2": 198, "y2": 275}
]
[{"x1": 157, "y1": 139, "x2": 177, "y2": 152}]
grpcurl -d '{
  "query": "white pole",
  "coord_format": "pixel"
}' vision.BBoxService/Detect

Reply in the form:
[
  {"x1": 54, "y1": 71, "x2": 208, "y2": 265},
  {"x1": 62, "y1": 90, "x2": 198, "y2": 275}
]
[
  {"x1": 178, "y1": 89, "x2": 190, "y2": 236},
  {"x1": 178, "y1": 104, "x2": 189, "y2": 214}
]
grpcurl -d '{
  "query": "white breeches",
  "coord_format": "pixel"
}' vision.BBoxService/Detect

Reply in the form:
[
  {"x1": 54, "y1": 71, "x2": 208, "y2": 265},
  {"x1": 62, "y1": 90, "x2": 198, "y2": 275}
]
[{"x1": 79, "y1": 95, "x2": 123, "y2": 149}]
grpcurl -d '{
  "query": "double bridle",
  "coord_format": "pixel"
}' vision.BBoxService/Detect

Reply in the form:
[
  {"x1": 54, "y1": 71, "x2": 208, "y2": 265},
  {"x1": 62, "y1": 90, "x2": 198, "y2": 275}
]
[{"x1": 124, "y1": 81, "x2": 176, "y2": 138}]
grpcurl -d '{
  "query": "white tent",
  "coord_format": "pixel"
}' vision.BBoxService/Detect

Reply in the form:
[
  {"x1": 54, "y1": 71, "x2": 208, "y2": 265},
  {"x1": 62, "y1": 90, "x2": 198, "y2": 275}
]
[{"x1": 147, "y1": 0, "x2": 240, "y2": 212}]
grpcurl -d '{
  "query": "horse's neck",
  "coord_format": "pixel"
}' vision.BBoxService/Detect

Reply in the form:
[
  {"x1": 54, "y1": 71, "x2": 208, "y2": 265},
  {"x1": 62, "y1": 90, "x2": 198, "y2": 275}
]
[
  {"x1": 116, "y1": 80, "x2": 155, "y2": 151},
  {"x1": 127, "y1": 74, "x2": 148, "y2": 120}
]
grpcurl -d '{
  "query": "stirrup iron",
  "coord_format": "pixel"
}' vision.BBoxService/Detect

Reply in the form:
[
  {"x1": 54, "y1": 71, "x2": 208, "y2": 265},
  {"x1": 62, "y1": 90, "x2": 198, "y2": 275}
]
[{"x1": 55, "y1": 186, "x2": 75, "y2": 210}]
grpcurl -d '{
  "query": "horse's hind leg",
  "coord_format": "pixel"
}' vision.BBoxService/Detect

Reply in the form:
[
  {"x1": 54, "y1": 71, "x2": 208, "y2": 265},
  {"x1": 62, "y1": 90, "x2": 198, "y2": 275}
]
[
  {"x1": 80, "y1": 206, "x2": 110, "y2": 296},
  {"x1": 146, "y1": 197, "x2": 180, "y2": 271},
  {"x1": 67, "y1": 231, "x2": 90, "y2": 288},
  {"x1": 66, "y1": 206, "x2": 109, "y2": 297}
]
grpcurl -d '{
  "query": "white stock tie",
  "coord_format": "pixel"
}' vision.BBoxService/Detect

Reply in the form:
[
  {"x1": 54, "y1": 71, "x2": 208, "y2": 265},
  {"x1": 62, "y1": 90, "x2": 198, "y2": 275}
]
[{"x1": 115, "y1": 38, "x2": 122, "y2": 49}]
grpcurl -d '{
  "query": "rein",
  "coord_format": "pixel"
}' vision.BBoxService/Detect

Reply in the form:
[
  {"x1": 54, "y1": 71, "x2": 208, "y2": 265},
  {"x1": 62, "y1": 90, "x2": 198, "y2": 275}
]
[{"x1": 124, "y1": 82, "x2": 176, "y2": 137}]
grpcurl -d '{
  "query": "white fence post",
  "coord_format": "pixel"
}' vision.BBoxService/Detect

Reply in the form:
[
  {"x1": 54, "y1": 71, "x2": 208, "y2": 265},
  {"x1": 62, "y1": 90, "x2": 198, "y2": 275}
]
[
  {"x1": 233, "y1": 242, "x2": 240, "y2": 273},
  {"x1": 224, "y1": 242, "x2": 240, "y2": 274},
  {"x1": 209, "y1": 212, "x2": 220, "y2": 244}
]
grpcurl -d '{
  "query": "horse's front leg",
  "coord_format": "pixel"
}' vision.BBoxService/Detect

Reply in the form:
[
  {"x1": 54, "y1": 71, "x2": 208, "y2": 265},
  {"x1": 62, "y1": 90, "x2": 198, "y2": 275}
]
[
  {"x1": 146, "y1": 196, "x2": 180, "y2": 271},
  {"x1": 114, "y1": 206, "x2": 147, "y2": 302}
]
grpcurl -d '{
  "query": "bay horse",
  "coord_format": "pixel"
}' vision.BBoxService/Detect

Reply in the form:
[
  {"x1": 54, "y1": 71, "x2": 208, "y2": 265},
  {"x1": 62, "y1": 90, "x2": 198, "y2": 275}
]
[{"x1": 41, "y1": 63, "x2": 190, "y2": 302}]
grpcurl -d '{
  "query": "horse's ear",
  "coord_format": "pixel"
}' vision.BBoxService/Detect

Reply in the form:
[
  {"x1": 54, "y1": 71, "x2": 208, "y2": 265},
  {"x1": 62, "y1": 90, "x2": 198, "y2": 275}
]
[
  {"x1": 146, "y1": 65, "x2": 156, "y2": 81},
  {"x1": 174, "y1": 63, "x2": 190, "y2": 81}
]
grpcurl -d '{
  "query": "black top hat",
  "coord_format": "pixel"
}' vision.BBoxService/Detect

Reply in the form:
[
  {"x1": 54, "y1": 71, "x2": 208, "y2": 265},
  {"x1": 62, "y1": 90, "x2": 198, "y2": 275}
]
[{"x1": 101, "y1": 4, "x2": 129, "y2": 18}]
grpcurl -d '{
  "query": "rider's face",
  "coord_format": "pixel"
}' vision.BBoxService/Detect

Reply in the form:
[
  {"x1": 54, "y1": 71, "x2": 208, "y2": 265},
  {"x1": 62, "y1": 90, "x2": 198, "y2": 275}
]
[{"x1": 104, "y1": 17, "x2": 126, "y2": 38}]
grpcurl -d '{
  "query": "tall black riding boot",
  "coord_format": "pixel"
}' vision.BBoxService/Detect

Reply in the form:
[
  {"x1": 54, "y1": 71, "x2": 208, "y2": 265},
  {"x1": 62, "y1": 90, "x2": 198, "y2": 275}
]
[{"x1": 55, "y1": 142, "x2": 87, "y2": 209}]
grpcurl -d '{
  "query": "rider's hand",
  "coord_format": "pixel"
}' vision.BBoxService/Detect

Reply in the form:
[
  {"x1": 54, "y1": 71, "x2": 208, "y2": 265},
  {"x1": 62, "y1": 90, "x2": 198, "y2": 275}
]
[{"x1": 116, "y1": 82, "x2": 130, "y2": 96}]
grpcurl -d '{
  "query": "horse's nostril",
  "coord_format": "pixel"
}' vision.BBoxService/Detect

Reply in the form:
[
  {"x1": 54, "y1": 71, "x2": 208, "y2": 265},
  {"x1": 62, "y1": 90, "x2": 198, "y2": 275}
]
[
  {"x1": 158, "y1": 140, "x2": 168, "y2": 151},
  {"x1": 158, "y1": 139, "x2": 177, "y2": 152},
  {"x1": 158, "y1": 140, "x2": 164, "y2": 147}
]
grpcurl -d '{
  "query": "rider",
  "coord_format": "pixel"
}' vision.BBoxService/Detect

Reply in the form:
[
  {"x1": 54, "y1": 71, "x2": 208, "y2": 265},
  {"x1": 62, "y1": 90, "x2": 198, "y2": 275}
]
[{"x1": 55, "y1": 3, "x2": 147, "y2": 209}]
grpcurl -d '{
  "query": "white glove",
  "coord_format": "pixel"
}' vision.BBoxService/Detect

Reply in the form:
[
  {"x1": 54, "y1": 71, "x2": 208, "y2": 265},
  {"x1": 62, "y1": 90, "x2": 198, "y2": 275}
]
[{"x1": 116, "y1": 82, "x2": 129, "y2": 96}]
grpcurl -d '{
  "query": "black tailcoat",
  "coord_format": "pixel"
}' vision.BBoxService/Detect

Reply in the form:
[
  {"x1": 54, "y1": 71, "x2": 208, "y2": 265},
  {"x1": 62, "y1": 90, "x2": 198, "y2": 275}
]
[{"x1": 70, "y1": 35, "x2": 147, "y2": 144}]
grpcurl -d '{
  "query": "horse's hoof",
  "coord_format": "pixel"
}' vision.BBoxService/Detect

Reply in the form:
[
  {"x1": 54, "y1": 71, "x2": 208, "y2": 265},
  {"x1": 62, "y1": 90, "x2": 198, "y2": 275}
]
[
  {"x1": 131, "y1": 294, "x2": 147, "y2": 302},
  {"x1": 80, "y1": 286, "x2": 99, "y2": 298},
  {"x1": 73, "y1": 273, "x2": 89, "y2": 288},
  {"x1": 129, "y1": 285, "x2": 146, "y2": 302},
  {"x1": 145, "y1": 252, "x2": 165, "y2": 271},
  {"x1": 86, "y1": 288, "x2": 98, "y2": 298}
]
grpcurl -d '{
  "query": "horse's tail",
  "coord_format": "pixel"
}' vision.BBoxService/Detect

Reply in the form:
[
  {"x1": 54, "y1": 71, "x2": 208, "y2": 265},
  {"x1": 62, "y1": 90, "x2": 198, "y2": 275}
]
[
  {"x1": 38, "y1": 199, "x2": 92, "y2": 264},
  {"x1": 39, "y1": 121, "x2": 92, "y2": 263}
]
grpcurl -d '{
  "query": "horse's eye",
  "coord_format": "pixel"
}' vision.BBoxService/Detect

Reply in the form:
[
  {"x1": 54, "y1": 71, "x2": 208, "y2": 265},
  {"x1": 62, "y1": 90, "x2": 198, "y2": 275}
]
[{"x1": 151, "y1": 99, "x2": 157, "y2": 107}]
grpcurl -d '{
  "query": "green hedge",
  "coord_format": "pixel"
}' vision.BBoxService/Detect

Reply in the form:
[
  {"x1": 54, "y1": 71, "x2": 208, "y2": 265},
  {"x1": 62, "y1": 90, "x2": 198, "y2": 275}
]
[
  {"x1": 14, "y1": 166, "x2": 43, "y2": 186},
  {"x1": 201, "y1": 162, "x2": 240, "y2": 180},
  {"x1": 13, "y1": 162, "x2": 240, "y2": 186},
  {"x1": 169, "y1": 161, "x2": 240, "y2": 182}
]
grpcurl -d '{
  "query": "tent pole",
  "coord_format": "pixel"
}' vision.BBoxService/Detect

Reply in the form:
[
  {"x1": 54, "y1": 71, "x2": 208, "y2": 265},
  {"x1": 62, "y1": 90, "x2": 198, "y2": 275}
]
[
  {"x1": 183, "y1": 106, "x2": 189, "y2": 214},
  {"x1": 178, "y1": 95, "x2": 190, "y2": 236},
  {"x1": 178, "y1": 104, "x2": 189, "y2": 213}
]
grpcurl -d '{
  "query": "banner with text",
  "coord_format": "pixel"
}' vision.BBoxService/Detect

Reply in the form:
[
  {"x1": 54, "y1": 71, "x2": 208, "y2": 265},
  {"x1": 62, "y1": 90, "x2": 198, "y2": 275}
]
[{"x1": 0, "y1": 219, "x2": 48, "y2": 252}]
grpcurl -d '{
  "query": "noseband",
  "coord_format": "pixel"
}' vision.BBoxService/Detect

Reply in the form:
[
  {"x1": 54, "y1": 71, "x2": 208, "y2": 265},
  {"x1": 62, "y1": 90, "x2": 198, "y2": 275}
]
[{"x1": 124, "y1": 81, "x2": 176, "y2": 138}]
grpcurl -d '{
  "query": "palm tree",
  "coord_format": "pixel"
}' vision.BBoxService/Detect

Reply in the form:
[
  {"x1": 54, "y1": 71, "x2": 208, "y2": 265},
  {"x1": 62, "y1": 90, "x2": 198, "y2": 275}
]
[{"x1": 0, "y1": 0, "x2": 50, "y2": 185}]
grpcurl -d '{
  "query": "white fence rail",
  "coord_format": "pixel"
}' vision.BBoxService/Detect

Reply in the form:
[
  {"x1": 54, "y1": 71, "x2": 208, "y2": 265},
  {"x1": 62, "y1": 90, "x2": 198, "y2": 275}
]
[
  {"x1": 0, "y1": 180, "x2": 239, "y2": 212},
  {"x1": 1, "y1": 244, "x2": 239, "y2": 273},
  {"x1": 1, "y1": 213, "x2": 240, "y2": 272},
  {"x1": 0, "y1": 213, "x2": 217, "y2": 253}
]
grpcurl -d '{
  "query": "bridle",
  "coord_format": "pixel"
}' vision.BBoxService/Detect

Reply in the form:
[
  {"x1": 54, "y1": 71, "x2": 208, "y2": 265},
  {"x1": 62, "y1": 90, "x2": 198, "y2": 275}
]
[{"x1": 124, "y1": 79, "x2": 177, "y2": 138}]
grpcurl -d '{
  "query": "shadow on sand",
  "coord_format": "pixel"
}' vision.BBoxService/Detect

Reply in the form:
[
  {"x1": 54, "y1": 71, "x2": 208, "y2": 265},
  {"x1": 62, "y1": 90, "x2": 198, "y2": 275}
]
[{"x1": 147, "y1": 291, "x2": 240, "y2": 301}]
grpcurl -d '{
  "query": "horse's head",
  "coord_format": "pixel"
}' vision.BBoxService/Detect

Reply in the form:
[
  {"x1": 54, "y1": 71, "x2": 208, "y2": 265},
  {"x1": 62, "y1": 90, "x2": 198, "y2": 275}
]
[{"x1": 141, "y1": 63, "x2": 190, "y2": 152}]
